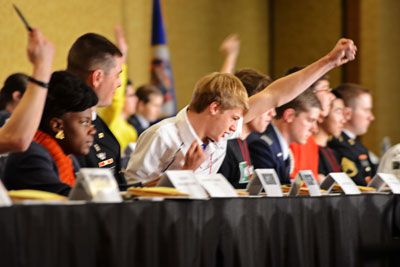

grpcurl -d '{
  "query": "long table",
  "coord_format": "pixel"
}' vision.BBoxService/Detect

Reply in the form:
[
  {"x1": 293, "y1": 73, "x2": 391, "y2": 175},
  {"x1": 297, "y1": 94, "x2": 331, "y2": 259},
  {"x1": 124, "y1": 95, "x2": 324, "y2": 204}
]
[{"x1": 0, "y1": 194, "x2": 398, "y2": 267}]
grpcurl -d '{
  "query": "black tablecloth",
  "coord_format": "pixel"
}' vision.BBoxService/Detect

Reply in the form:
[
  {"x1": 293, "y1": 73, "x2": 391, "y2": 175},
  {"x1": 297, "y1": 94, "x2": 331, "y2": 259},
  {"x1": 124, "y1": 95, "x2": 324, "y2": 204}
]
[{"x1": 0, "y1": 194, "x2": 396, "y2": 267}]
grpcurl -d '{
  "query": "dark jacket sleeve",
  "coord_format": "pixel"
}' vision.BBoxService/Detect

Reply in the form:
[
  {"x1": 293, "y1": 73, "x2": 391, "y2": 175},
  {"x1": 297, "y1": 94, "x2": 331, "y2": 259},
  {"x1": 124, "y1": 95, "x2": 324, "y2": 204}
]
[{"x1": 2, "y1": 142, "x2": 71, "y2": 196}]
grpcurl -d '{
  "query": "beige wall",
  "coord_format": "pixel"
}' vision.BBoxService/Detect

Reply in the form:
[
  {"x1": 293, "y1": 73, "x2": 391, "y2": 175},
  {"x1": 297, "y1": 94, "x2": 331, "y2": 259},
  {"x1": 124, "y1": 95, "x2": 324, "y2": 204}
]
[
  {"x1": 270, "y1": 0, "x2": 342, "y2": 84},
  {"x1": 361, "y1": 0, "x2": 400, "y2": 154},
  {"x1": 0, "y1": 0, "x2": 269, "y2": 111}
]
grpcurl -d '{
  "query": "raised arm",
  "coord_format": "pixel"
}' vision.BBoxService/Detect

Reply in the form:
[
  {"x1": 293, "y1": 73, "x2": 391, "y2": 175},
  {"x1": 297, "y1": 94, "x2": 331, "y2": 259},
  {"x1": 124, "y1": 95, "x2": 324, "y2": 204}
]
[
  {"x1": 0, "y1": 28, "x2": 54, "y2": 152},
  {"x1": 219, "y1": 34, "x2": 240, "y2": 74},
  {"x1": 244, "y1": 38, "x2": 356, "y2": 123}
]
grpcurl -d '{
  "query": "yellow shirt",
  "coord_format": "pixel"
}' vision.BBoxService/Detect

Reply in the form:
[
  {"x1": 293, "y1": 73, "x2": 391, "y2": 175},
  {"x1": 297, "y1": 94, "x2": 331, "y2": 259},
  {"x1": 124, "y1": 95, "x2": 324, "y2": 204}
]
[{"x1": 97, "y1": 65, "x2": 137, "y2": 152}]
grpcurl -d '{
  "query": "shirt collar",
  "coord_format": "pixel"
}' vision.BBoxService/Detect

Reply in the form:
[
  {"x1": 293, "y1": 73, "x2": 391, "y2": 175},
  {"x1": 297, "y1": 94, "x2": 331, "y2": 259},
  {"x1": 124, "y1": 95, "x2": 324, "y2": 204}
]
[
  {"x1": 272, "y1": 124, "x2": 289, "y2": 160},
  {"x1": 136, "y1": 114, "x2": 150, "y2": 129},
  {"x1": 343, "y1": 129, "x2": 356, "y2": 140}
]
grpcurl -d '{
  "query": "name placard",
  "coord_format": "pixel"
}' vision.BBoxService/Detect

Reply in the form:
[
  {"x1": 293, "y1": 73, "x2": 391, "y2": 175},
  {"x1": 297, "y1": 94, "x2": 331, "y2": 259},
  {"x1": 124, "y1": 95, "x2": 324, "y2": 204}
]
[
  {"x1": 368, "y1": 173, "x2": 400, "y2": 194},
  {"x1": 247, "y1": 169, "x2": 283, "y2": 197},
  {"x1": 69, "y1": 168, "x2": 122, "y2": 202},
  {"x1": 290, "y1": 170, "x2": 321, "y2": 197},
  {"x1": 159, "y1": 170, "x2": 208, "y2": 199},
  {"x1": 195, "y1": 174, "x2": 238, "y2": 197},
  {"x1": 0, "y1": 181, "x2": 12, "y2": 207},
  {"x1": 320, "y1": 172, "x2": 361, "y2": 195}
]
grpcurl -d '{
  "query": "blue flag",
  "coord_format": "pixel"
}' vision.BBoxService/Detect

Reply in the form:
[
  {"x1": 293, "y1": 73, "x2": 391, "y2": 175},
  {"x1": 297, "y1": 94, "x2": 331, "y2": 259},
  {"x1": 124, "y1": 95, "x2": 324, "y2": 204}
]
[{"x1": 151, "y1": 0, "x2": 177, "y2": 117}]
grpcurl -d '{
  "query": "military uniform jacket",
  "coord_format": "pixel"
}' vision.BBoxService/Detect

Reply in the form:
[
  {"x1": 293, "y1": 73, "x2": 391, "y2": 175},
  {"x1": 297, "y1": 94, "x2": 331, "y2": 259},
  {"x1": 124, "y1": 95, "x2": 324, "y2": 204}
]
[
  {"x1": 76, "y1": 115, "x2": 126, "y2": 187},
  {"x1": 328, "y1": 132, "x2": 377, "y2": 185},
  {"x1": 247, "y1": 125, "x2": 291, "y2": 184}
]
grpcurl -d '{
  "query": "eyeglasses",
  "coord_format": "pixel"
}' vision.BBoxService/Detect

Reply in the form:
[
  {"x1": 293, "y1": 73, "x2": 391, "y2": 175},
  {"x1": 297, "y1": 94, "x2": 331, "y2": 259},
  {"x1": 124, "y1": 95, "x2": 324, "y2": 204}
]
[{"x1": 162, "y1": 142, "x2": 184, "y2": 172}]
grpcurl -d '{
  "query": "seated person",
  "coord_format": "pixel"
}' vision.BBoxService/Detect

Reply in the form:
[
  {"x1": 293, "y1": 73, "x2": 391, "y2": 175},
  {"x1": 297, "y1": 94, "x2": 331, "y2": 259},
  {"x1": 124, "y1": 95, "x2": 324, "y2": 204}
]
[
  {"x1": 125, "y1": 38, "x2": 356, "y2": 183},
  {"x1": 0, "y1": 73, "x2": 29, "y2": 127},
  {"x1": 128, "y1": 84, "x2": 163, "y2": 136},
  {"x1": 248, "y1": 90, "x2": 321, "y2": 184},
  {"x1": 314, "y1": 97, "x2": 346, "y2": 181},
  {"x1": 218, "y1": 69, "x2": 275, "y2": 188},
  {"x1": 2, "y1": 71, "x2": 98, "y2": 196},
  {"x1": 328, "y1": 83, "x2": 377, "y2": 185},
  {"x1": 286, "y1": 67, "x2": 335, "y2": 179}
]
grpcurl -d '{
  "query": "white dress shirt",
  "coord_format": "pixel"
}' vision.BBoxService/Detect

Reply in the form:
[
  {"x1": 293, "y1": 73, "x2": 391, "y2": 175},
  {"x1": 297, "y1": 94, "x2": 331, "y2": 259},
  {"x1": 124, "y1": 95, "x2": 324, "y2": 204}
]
[{"x1": 124, "y1": 107, "x2": 241, "y2": 183}]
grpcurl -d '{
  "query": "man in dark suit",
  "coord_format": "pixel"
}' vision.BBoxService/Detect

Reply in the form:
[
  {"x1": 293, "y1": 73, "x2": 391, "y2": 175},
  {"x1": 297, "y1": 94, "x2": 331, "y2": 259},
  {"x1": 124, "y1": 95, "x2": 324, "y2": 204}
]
[
  {"x1": 66, "y1": 33, "x2": 126, "y2": 187},
  {"x1": 128, "y1": 84, "x2": 163, "y2": 136},
  {"x1": 248, "y1": 89, "x2": 321, "y2": 184},
  {"x1": 328, "y1": 83, "x2": 377, "y2": 185}
]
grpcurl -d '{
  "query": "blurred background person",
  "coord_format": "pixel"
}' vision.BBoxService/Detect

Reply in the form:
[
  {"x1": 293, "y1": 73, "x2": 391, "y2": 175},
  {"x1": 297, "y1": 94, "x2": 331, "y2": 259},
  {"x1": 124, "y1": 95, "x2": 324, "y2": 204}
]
[
  {"x1": 315, "y1": 97, "x2": 346, "y2": 182},
  {"x1": 328, "y1": 83, "x2": 377, "y2": 185},
  {"x1": 0, "y1": 73, "x2": 28, "y2": 127}
]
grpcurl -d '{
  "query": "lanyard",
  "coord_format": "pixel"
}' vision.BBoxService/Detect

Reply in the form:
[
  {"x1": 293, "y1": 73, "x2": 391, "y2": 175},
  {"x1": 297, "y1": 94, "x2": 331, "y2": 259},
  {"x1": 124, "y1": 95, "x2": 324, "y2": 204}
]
[{"x1": 237, "y1": 139, "x2": 251, "y2": 167}]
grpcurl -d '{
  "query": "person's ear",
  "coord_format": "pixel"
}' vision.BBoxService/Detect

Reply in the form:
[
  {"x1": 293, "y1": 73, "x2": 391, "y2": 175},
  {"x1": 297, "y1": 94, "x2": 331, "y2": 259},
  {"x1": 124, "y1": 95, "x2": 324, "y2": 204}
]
[
  {"x1": 343, "y1": 107, "x2": 352, "y2": 121},
  {"x1": 88, "y1": 69, "x2": 104, "y2": 89},
  {"x1": 49, "y1": 118, "x2": 64, "y2": 135},
  {"x1": 12, "y1": 91, "x2": 22, "y2": 102},
  {"x1": 209, "y1": 101, "x2": 221, "y2": 115},
  {"x1": 282, "y1": 108, "x2": 296, "y2": 123}
]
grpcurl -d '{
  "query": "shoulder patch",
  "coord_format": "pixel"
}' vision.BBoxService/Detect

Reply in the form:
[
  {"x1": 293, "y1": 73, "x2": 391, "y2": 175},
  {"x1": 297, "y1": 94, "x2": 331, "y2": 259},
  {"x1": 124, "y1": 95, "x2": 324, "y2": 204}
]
[
  {"x1": 260, "y1": 135, "x2": 273, "y2": 146},
  {"x1": 341, "y1": 157, "x2": 358, "y2": 177}
]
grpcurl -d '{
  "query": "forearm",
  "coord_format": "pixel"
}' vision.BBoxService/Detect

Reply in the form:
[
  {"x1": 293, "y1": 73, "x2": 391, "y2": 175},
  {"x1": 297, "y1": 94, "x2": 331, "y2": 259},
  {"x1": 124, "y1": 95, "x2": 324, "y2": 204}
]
[
  {"x1": 245, "y1": 55, "x2": 334, "y2": 123},
  {"x1": 220, "y1": 53, "x2": 239, "y2": 74}
]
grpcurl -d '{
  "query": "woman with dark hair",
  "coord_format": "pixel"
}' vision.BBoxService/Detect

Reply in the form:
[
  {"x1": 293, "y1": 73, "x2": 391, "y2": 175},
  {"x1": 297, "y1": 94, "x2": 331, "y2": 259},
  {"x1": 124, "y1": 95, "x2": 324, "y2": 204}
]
[
  {"x1": 0, "y1": 73, "x2": 29, "y2": 127},
  {"x1": 2, "y1": 71, "x2": 98, "y2": 196}
]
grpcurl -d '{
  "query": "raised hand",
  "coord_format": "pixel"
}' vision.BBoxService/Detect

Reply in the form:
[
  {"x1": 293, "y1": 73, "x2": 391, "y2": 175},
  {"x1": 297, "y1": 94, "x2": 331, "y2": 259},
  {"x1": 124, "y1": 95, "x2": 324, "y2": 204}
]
[
  {"x1": 219, "y1": 34, "x2": 240, "y2": 57},
  {"x1": 326, "y1": 38, "x2": 357, "y2": 67},
  {"x1": 114, "y1": 25, "x2": 128, "y2": 62},
  {"x1": 27, "y1": 28, "x2": 54, "y2": 70}
]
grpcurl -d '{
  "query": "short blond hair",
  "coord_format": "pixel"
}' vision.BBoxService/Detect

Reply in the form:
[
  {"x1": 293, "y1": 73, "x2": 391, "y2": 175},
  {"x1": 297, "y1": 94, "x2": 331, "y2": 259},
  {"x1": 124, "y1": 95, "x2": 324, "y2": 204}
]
[{"x1": 189, "y1": 72, "x2": 249, "y2": 113}]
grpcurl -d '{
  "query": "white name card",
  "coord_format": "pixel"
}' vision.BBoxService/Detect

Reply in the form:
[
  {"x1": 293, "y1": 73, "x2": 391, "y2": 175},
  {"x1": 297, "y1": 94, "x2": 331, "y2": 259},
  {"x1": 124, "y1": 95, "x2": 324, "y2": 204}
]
[
  {"x1": 159, "y1": 170, "x2": 208, "y2": 199},
  {"x1": 247, "y1": 169, "x2": 283, "y2": 197},
  {"x1": 195, "y1": 174, "x2": 238, "y2": 197},
  {"x1": 69, "y1": 168, "x2": 122, "y2": 202},
  {"x1": 320, "y1": 172, "x2": 361, "y2": 195},
  {"x1": 296, "y1": 170, "x2": 321, "y2": 197},
  {"x1": 368, "y1": 173, "x2": 400, "y2": 194},
  {"x1": 0, "y1": 181, "x2": 12, "y2": 207}
]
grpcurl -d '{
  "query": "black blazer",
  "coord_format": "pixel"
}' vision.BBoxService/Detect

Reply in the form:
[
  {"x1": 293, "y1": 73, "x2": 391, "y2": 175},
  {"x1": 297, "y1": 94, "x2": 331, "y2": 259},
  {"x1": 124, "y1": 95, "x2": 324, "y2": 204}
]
[
  {"x1": 128, "y1": 115, "x2": 146, "y2": 136},
  {"x1": 247, "y1": 125, "x2": 291, "y2": 184},
  {"x1": 2, "y1": 142, "x2": 73, "y2": 196}
]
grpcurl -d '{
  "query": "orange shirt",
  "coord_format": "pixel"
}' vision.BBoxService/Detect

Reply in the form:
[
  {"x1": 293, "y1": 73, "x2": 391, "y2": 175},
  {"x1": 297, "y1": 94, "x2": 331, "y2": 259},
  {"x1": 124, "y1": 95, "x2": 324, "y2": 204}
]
[{"x1": 289, "y1": 136, "x2": 319, "y2": 179}]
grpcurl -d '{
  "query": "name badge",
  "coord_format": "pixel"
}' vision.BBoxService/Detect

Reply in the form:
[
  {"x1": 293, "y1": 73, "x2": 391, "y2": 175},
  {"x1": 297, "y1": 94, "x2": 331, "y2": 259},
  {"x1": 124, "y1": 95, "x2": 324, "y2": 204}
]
[
  {"x1": 238, "y1": 161, "x2": 254, "y2": 184},
  {"x1": 289, "y1": 170, "x2": 321, "y2": 197},
  {"x1": 368, "y1": 173, "x2": 400, "y2": 194},
  {"x1": 195, "y1": 173, "x2": 238, "y2": 197},
  {"x1": 69, "y1": 168, "x2": 122, "y2": 202},
  {"x1": 158, "y1": 170, "x2": 208, "y2": 199},
  {"x1": 320, "y1": 172, "x2": 361, "y2": 195},
  {"x1": 247, "y1": 169, "x2": 283, "y2": 197}
]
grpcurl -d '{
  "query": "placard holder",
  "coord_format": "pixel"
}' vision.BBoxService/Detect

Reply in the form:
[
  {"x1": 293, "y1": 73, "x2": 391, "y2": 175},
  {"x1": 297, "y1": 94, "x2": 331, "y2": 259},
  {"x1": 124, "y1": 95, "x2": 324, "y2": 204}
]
[
  {"x1": 368, "y1": 173, "x2": 400, "y2": 194},
  {"x1": 320, "y1": 172, "x2": 361, "y2": 195},
  {"x1": 195, "y1": 173, "x2": 238, "y2": 197},
  {"x1": 247, "y1": 169, "x2": 283, "y2": 197},
  {"x1": 289, "y1": 170, "x2": 321, "y2": 197},
  {"x1": 158, "y1": 170, "x2": 208, "y2": 199},
  {"x1": 69, "y1": 168, "x2": 122, "y2": 202}
]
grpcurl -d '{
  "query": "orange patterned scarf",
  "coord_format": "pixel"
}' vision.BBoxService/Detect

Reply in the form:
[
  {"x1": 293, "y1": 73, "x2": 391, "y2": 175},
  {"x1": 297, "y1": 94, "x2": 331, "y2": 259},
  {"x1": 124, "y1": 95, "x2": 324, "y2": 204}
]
[{"x1": 33, "y1": 130, "x2": 76, "y2": 187}]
